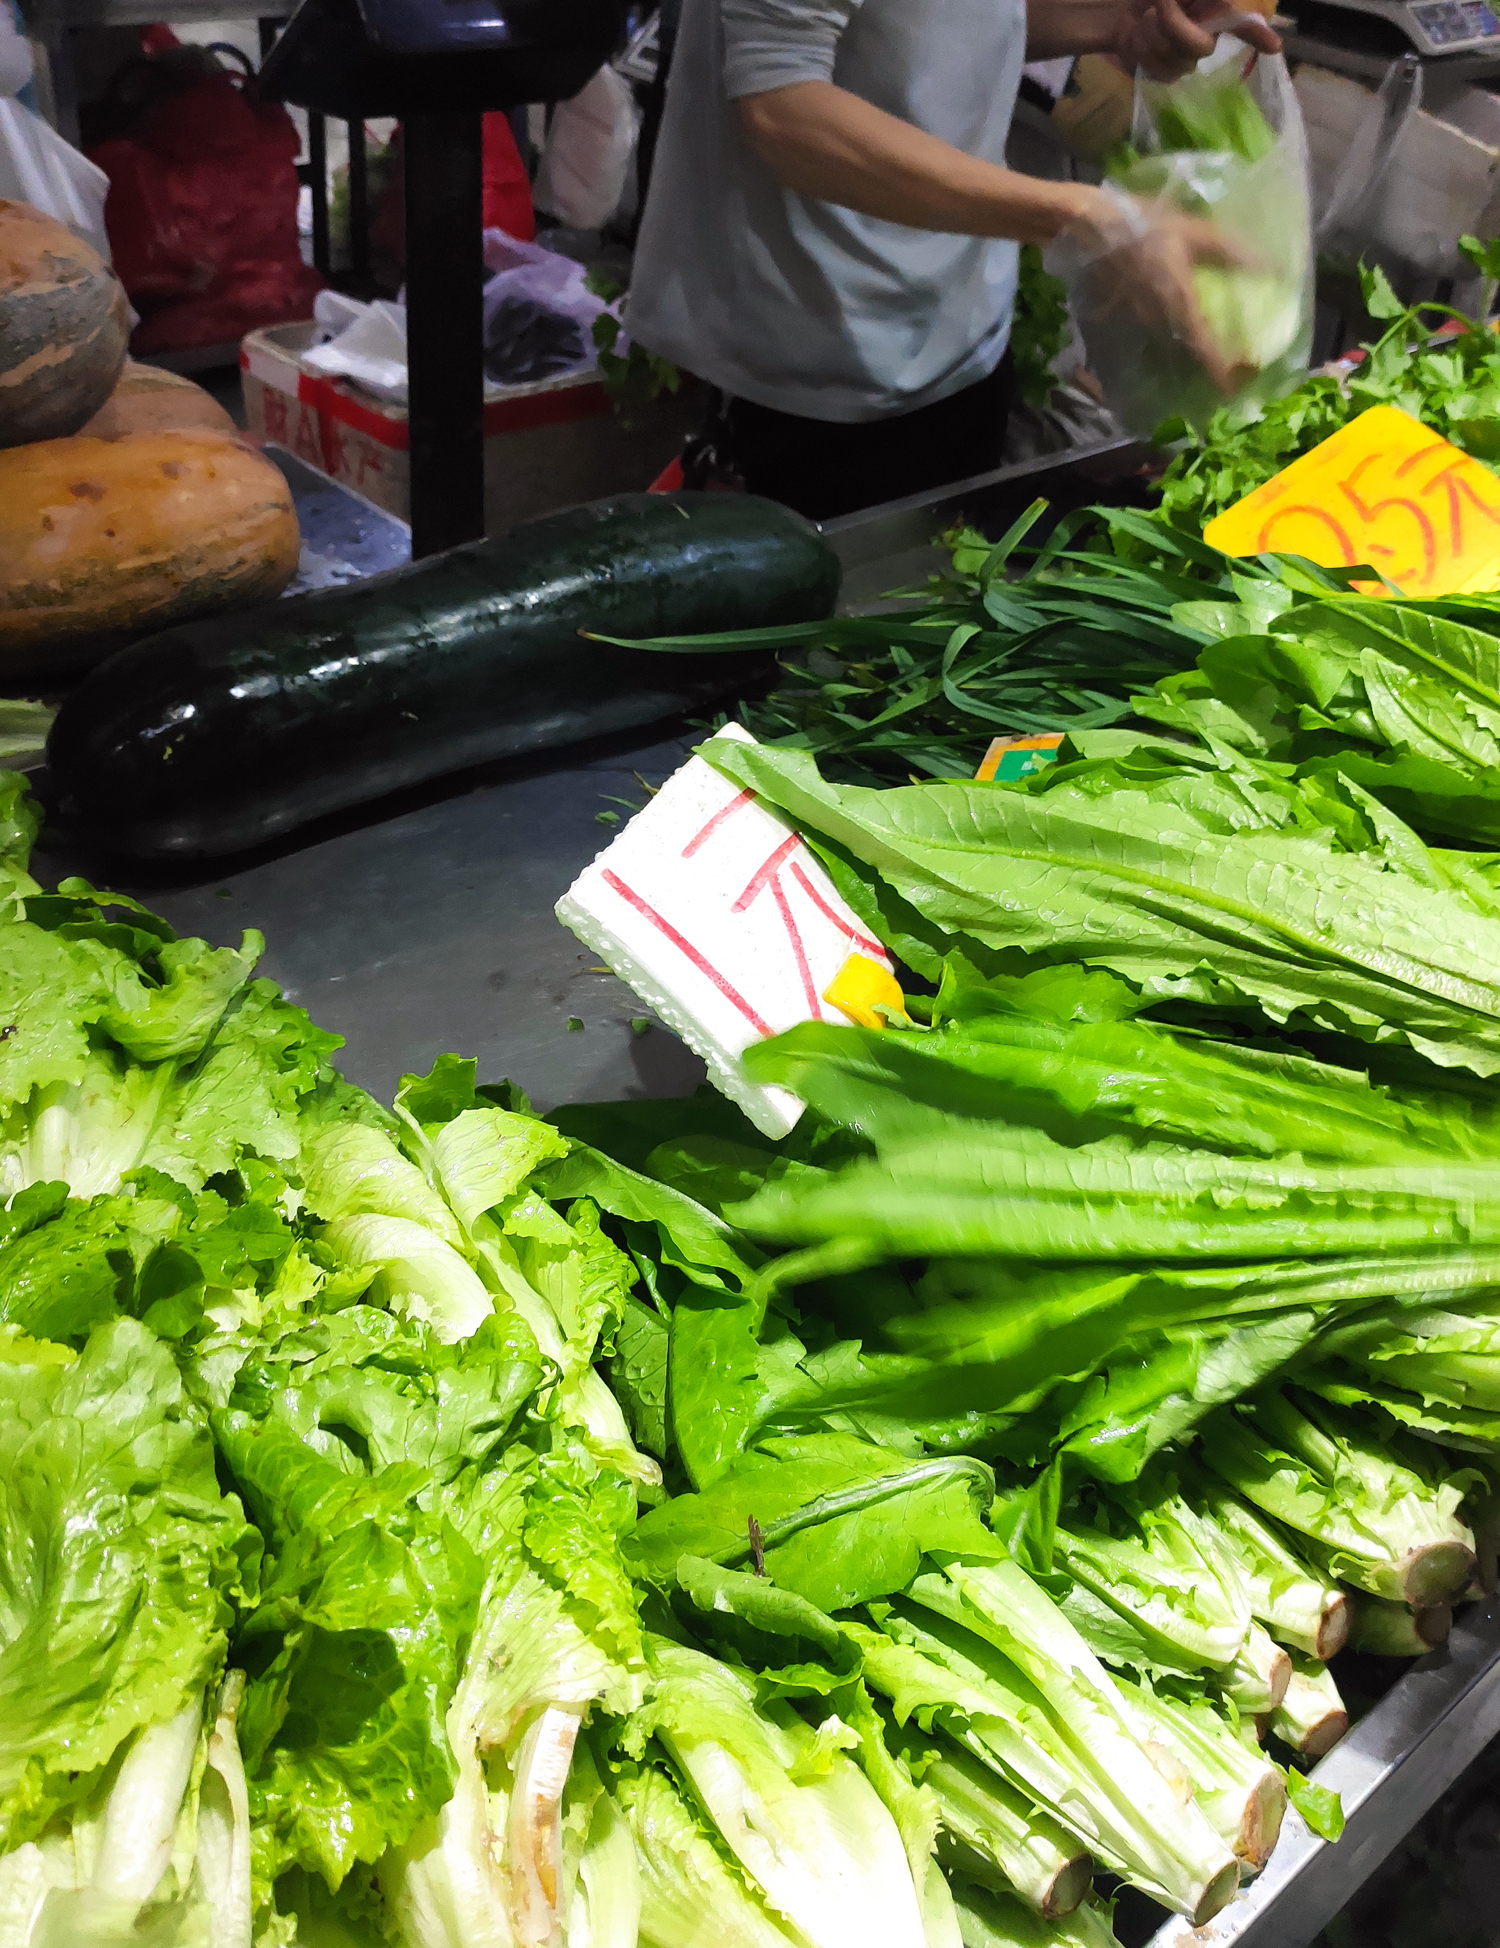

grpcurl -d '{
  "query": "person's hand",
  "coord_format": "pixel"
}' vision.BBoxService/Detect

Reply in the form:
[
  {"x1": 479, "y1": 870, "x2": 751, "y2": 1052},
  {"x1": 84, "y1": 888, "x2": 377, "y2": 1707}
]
[
  {"x1": 1115, "y1": 0, "x2": 1281, "y2": 80},
  {"x1": 1050, "y1": 187, "x2": 1256, "y2": 394}
]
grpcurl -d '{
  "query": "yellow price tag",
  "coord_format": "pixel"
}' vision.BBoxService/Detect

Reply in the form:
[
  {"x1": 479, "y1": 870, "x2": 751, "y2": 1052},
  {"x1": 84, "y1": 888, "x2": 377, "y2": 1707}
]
[
  {"x1": 1203, "y1": 405, "x2": 1500, "y2": 598},
  {"x1": 823, "y1": 953, "x2": 906, "y2": 1030}
]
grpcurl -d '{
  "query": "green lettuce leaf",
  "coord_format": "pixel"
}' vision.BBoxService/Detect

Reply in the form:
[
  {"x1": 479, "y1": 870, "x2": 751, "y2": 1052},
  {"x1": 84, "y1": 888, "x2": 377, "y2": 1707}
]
[
  {"x1": 625, "y1": 1434, "x2": 1002, "y2": 1611},
  {"x1": 0, "y1": 1320, "x2": 253, "y2": 1849}
]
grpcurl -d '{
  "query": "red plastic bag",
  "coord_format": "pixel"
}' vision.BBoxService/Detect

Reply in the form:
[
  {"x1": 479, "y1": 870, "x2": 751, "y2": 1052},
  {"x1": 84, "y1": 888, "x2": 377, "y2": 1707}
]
[
  {"x1": 483, "y1": 113, "x2": 534, "y2": 243},
  {"x1": 88, "y1": 52, "x2": 322, "y2": 355},
  {"x1": 369, "y1": 113, "x2": 533, "y2": 277}
]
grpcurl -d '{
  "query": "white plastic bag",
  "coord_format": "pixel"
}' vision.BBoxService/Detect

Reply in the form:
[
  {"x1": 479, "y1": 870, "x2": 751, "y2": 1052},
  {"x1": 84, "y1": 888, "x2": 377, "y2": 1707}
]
[
  {"x1": 303, "y1": 293, "x2": 411, "y2": 402},
  {"x1": 301, "y1": 240, "x2": 609, "y2": 405},
  {"x1": 0, "y1": 2, "x2": 111, "y2": 259},
  {"x1": 1057, "y1": 41, "x2": 1314, "y2": 437},
  {"x1": 532, "y1": 65, "x2": 639, "y2": 231}
]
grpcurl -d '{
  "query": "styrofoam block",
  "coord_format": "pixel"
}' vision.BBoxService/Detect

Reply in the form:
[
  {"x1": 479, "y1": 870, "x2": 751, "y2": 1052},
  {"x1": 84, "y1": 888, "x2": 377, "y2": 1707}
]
[{"x1": 555, "y1": 726, "x2": 894, "y2": 1139}]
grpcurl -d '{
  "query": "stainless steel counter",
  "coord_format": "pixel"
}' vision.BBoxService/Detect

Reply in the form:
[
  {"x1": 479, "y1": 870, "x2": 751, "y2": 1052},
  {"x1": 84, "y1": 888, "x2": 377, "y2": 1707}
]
[{"x1": 27, "y1": 439, "x2": 1500, "y2": 1947}]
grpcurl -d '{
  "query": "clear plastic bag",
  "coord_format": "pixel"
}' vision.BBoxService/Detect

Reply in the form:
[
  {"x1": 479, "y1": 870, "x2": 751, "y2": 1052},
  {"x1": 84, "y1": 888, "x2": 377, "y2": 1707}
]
[
  {"x1": 0, "y1": 0, "x2": 110, "y2": 263},
  {"x1": 1054, "y1": 39, "x2": 1314, "y2": 437}
]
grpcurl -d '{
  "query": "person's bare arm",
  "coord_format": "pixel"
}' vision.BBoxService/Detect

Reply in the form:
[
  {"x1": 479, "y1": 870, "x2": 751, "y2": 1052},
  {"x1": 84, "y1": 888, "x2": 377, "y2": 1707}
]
[
  {"x1": 1024, "y1": 0, "x2": 1136, "y2": 58},
  {"x1": 1026, "y1": 0, "x2": 1280, "y2": 69},
  {"x1": 737, "y1": 82, "x2": 1096, "y2": 242},
  {"x1": 736, "y1": 78, "x2": 1257, "y2": 389}
]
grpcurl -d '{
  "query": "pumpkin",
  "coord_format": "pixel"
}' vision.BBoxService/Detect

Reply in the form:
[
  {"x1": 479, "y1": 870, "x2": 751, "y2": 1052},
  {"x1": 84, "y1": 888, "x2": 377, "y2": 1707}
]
[
  {"x1": 0, "y1": 429, "x2": 301, "y2": 673},
  {"x1": 79, "y1": 361, "x2": 237, "y2": 441},
  {"x1": 0, "y1": 201, "x2": 131, "y2": 449}
]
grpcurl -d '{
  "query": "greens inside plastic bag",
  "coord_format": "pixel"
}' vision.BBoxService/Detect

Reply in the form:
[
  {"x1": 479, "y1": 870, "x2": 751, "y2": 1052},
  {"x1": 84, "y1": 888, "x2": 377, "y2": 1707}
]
[{"x1": 1078, "y1": 51, "x2": 1312, "y2": 436}]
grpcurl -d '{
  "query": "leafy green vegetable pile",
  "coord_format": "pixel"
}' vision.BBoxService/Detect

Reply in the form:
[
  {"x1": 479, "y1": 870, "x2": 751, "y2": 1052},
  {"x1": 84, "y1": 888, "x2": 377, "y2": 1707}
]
[
  {"x1": 15, "y1": 548, "x2": 1500, "y2": 1947},
  {"x1": 1009, "y1": 247, "x2": 1073, "y2": 413},
  {"x1": 645, "y1": 244, "x2": 1500, "y2": 794},
  {"x1": 1155, "y1": 246, "x2": 1500, "y2": 534}
]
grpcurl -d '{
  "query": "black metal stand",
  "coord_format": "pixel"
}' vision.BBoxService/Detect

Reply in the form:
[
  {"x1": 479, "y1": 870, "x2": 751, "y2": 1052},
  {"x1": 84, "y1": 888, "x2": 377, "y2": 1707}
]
[
  {"x1": 307, "y1": 113, "x2": 331, "y2": 279},
  {"x1": 404, "y1": 112, "x2": 485, "y2": 558},
  {"x1": 347, "y1": 119, "x2": 371, "y2": 295},
  {"x1": 257, "y1": 0, "x2": 627, "y2": 553}
]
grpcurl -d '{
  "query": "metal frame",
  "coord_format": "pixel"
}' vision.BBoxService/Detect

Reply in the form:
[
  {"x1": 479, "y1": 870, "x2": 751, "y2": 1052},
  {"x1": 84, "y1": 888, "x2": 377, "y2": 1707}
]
[{"x1": 1149, "y1": 1597, "x2": 1500, "y2": 1948}]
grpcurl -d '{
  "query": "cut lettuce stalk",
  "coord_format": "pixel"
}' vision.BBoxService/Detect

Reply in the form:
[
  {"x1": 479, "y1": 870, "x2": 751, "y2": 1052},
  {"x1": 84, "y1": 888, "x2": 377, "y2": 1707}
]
[
  {"x1": 1266, "y1": 1657, "x2": 1348, "y2": 1760},
  {"x1": 380, "y1": 1745, "x2": 517, "y2": 1948},
  {"x1": 1180, "y1": 1471, "x2": 1349, "y2": 1659},
  {"x1": 1346, "y1": 1597, "x2": 1451, "y2": 1657},
  {"x1": 1053, "y1": 1497, "x2": 1249, "y2": 1681},
  {"x1": 881, "y1": 1713, "x2": 1091, "y2": 1920},
  {"x1": 508, "y1": 1706, "x2": 586, "y2": 1944},
  {"x1": 1111, "y1": 1675, "x2": 1284, "y2": 1871},
  {"x1": 0, "y1": 1320, "x2": 250, "y2": 1860},
  {"x1": 859, "y1": 1561, "x2": 1237, "y2": 1922},
  {"x1": 908, "y1": 1559, "x2": 1237, "y2": 1919},
  {"x1": 833, "y1": 1684, "x2": 963, "y2": 1948},
  {"x1": 638, "y1": 1640, "x2": 927, "y2": 1948},
  {"x1": 379, "y1": 1442, "x2": 646, "y2": 1948},
  {"x1": 1223, "y1": 1623, "x2": 1291, "y2": 1716},
  {"x1": 21, "y1": 1699, "x2": 203, "y2": 1943},
  {"x1": 1197, "y1": 1387, "x2": 1476, "y2": 1605},
  {"x1": 197, "y1": 1673, "x2": 253, "y2": 1948},
  {"x1": 14, "y1": 1673, "x2": 254, "y2": 1948},
  {"x1": 559, "y1": 1738, "x2": 639, "y2": 1948}
]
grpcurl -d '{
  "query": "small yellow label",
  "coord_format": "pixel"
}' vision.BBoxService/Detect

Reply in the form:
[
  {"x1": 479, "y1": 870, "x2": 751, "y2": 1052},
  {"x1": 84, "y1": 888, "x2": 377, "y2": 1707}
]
[
  {"x1": 1203, "y1": 406, "x2": 1500, "y2": 598},
  {"x1": 823, "y1": 953, "x2": 906, "y2": 1030}
]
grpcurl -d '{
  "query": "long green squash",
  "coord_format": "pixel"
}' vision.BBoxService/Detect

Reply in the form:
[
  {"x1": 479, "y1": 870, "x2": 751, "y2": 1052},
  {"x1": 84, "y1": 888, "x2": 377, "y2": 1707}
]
[{"x1": 48, "y1": 492, "x2": 839, "y2": 858}]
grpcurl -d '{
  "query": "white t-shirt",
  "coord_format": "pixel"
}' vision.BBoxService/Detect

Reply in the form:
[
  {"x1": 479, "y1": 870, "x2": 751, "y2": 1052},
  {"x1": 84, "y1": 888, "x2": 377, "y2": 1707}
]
[{"x1": 628, "y1": 0, "x2": 1027, "y2": 424}]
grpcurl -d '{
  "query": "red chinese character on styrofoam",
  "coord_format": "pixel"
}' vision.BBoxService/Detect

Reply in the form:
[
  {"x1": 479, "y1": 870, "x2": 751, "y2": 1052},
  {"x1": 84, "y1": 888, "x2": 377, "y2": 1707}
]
[
  {"x1": 261, "y1": 390, "x2": 289, "y2": 446},
  {"x1": 558, "y1": 727, "x2": 893, "y2": 1136},
  {"x1": 293, "y1": 404, "x2": 321, "y2": 467}
]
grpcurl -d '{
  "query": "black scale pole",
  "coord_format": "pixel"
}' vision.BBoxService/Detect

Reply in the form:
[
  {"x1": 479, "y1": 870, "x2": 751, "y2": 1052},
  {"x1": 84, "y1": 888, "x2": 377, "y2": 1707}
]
[
  {"x1": 347, "y1": 118, "x2": 371, "y2": 294},
  {"x1": 256, "y1": 0, "x2": 627, "y2": 556},
  {"x1": 308, "y1": 113, "x2": 331, "y2": 279},
  {"x1": 403, "y1": 112, "x2": 486, "y2": 557}
]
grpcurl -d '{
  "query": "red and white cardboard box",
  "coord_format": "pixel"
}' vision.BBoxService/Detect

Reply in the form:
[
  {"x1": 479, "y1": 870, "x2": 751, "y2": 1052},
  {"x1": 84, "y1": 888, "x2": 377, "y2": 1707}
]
[
  {"x1": 556, "y1": 726, "x2": 895, "y2": 1138},
  {"x1": 240, "y1": 321, "x2": 631, "y2": 533}
]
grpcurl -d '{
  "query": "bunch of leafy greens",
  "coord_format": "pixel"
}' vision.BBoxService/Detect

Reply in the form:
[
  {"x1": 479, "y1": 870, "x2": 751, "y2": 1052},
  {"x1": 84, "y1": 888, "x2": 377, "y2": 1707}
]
[
  {"x1": 625, "y1": 1447, "x2": 1242, "y2": 1925},
  {"x1": 1151, "y1": 241, "x2": 1500, "y2": 534},
  {"x1": 1011, "y1": 246, "x2": 1074, "y2": 409},
  {"x1": 556, "y1": 818, "x2": 1500, "y2": 1492},
  {"x1": 593, "y1": 502, "x2": 1241, "y2": 788},
  {"x1": 1128, "y1": 586, "x2": 1500, "y2": 850},
  {"x1": 0, "y1": 772, "x2": 974, "y2": 1948},
  {"x1": 0, "y1": 1321, "x2": 256, "y2": 1947},
  {"x1": 699, "y1": 727, "x2": 1500, "y2": 1079}
]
